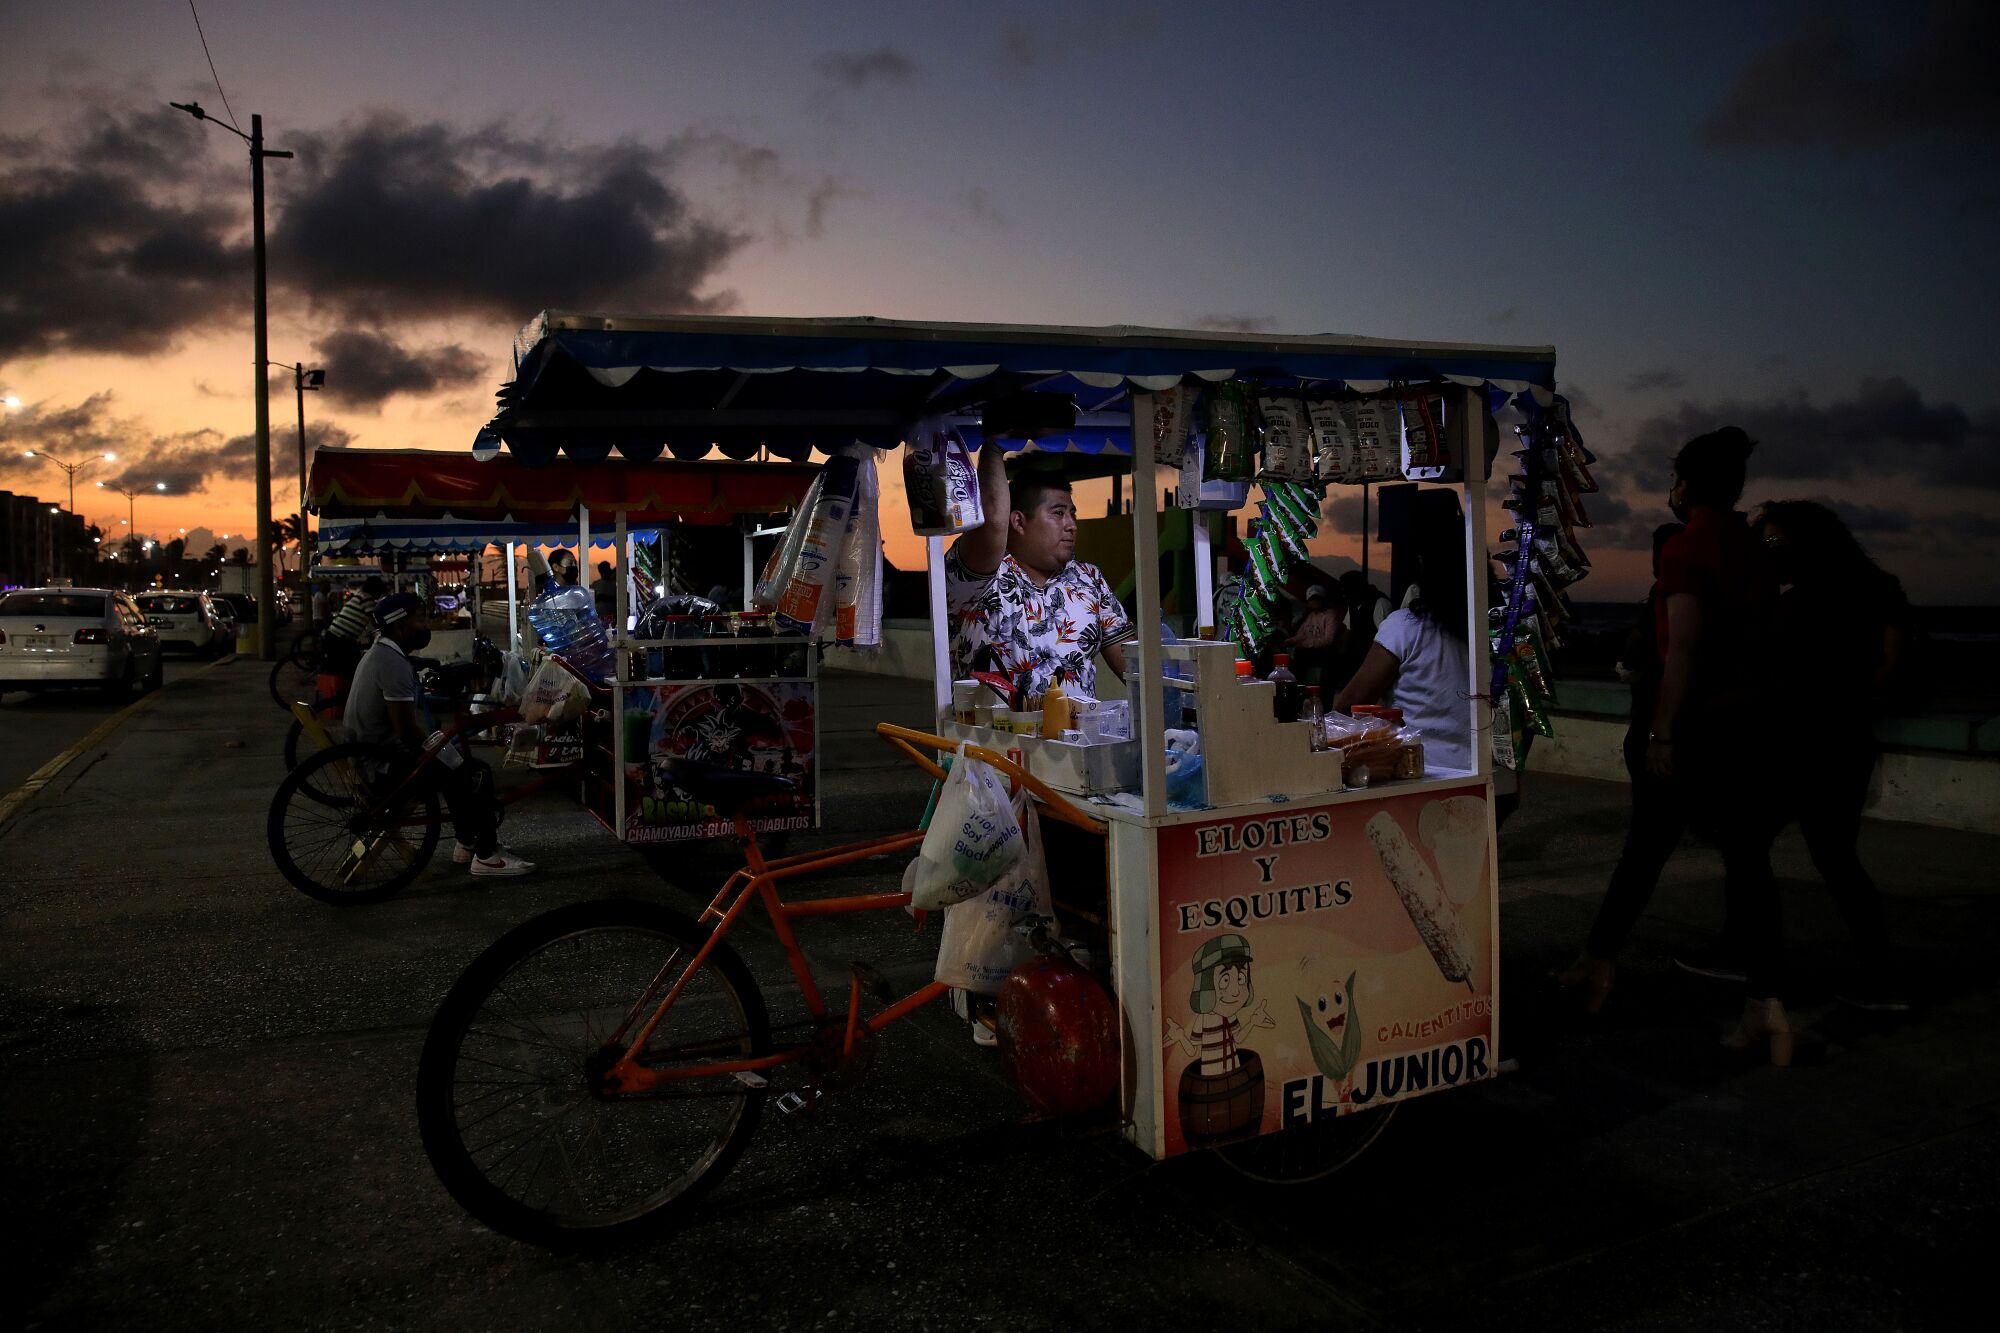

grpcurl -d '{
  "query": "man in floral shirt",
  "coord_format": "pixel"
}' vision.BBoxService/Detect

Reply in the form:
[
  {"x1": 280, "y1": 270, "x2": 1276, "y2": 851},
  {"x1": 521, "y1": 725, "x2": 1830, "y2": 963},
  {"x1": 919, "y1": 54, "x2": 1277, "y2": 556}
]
[{"x1": 944, "y1": 442, "x2": 1132, "y2": 700}]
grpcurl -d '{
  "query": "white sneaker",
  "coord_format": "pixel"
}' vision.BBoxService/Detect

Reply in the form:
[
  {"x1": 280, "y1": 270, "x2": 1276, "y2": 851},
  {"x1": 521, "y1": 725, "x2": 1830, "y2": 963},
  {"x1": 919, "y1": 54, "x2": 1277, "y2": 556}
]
[
  {"x1": 469, "y1": 848, "x2": 537, "y2": 878},
  {"x1": 451, "y1": 842, "x2": 476, "y2": 865}
]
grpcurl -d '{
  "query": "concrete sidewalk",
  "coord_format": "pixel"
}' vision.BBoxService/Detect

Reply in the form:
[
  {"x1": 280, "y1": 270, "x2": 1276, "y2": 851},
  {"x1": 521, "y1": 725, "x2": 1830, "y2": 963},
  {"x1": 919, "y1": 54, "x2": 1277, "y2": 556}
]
[{"x1": 2, "y1": 659, "x2": 1994, "y2": 1331}]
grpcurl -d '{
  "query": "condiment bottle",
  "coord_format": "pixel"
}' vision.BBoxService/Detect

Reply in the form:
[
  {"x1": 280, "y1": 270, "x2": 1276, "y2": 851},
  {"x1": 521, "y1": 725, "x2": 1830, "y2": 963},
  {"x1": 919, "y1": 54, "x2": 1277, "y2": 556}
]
[
  {"x1": 1234, "y1": 658, "x2": 1256, "y2": 681},
  {"x1": 1041, "y1": 681, "x2": 1073, "y2": 737},
  {"x1": 1268, "y1": 652, "x2": 1300, "y2": 722}
]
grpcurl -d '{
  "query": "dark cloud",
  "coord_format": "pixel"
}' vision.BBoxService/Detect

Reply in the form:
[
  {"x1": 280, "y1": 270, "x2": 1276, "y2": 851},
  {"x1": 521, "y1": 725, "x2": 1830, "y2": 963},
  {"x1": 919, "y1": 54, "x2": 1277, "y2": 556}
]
[
  {"x1": 812, "y1": 48, "x2": 916, "y2": 89},
  {"x1": 1702, "y1": 1, "x2": 2000, "y2": 152},
  {"x1": 0, "y1": 391, "x2": 353, "y2": 499},
  {"x1": 1190, "y1": 314, "x2": 1277, "y2": 334},
  {"x1": 1485, "y1": 306, "x2": 1520, "y2": 328},
  {"x1": 268, "y1": 113, "x2": 742, "y2": 322},
  {"x1": 1630, "y1": 375, "x2": 2000, "y2": 489},
  {"x1": 0, "y1": 108, "x2": 246, "y2": 361},
  {"x1": 1621, "y1": 368, "x2": 1685, "y2": 393},
  {"x1": 312, "y1": 329, "x2": 485, "y2": 408},
  {"x1": 1555, "y1": 383, "x2": 1600, "y2": 418}
]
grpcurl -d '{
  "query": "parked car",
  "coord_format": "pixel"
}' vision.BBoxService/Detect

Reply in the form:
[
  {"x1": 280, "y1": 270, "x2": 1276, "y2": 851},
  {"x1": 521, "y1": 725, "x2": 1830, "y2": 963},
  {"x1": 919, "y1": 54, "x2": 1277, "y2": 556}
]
[
  {"x1": 213, "y1": 592, "x2": 294, "y2": 629},
  {"x1": 137, "y1": 590, "x2": 235, "y2": 656},
  {"x1": 0, "y1": 587, "x2": 164, "y2": 699}
]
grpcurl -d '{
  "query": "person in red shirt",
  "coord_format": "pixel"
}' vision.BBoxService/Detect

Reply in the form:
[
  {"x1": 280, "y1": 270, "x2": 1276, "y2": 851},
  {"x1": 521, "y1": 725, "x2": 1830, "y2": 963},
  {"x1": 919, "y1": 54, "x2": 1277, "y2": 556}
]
[{"x1": 1556, "y1": 428, "x2": 1790, "y2": 1063}]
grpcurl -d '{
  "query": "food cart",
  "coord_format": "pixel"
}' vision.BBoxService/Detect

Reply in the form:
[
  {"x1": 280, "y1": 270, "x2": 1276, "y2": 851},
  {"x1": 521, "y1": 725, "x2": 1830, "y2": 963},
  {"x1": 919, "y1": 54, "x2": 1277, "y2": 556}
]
[
  {"x1": 474, "y1": 312, "x2": 1564, "y2": 1160},
  {"x1": 305, "y1": 443, "x2": 823, "y2": 839}
]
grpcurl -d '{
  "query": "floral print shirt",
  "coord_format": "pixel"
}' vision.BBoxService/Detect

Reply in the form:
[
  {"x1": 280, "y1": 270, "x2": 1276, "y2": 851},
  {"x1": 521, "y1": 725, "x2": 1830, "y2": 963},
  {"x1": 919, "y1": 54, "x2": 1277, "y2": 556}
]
[{"x1": 944, "y1": 547, "x2": 1133, "y2": 700}]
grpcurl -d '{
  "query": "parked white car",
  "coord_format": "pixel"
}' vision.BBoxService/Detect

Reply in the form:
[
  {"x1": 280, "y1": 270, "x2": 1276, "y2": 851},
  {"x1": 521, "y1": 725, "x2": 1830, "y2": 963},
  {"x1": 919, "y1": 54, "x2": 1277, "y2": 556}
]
[
  {"x1": 0, "y1": 587, "x2": 164, "y2": 699},
  {"x1": 136, "y1": 590, "x2": 234, "y2": 656}
]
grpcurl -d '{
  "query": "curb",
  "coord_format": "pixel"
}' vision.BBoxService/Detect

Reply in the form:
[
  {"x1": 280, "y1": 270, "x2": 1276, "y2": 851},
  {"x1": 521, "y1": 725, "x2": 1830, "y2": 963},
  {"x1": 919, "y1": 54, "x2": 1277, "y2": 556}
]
[{"x1": 0, "y1": 653, "x2": 242, "y2": 836}]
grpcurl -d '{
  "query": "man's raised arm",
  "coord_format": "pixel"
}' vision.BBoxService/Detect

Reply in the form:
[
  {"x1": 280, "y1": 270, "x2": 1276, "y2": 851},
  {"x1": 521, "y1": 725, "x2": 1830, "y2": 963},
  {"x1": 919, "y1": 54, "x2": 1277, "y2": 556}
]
[{"x1": 954, "y1": 443, "x2": 1011, "y2": 577}]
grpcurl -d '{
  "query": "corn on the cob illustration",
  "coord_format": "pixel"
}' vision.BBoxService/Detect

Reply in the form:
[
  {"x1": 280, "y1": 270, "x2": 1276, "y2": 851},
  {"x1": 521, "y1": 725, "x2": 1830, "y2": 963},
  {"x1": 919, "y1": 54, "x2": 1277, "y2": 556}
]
[{"x1": 1365, "y1": 811, "x2": 1475, "y2": 989}]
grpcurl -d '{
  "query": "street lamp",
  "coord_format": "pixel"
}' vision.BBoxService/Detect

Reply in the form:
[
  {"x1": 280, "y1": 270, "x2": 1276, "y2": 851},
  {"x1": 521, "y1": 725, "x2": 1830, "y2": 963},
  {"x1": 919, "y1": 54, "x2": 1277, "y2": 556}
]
[
  {"x1": 171, "y1": 99, "x2": 291, "y2": 661},
  {"x1": 264, "y1": 358, "x2": 324, "y2": 582},
  {"x1": 98, "y1": 479, "x2": 167, "y2": 541},
  {"x1": 23, "y1": 448, "x2": 116, "y2": 513}
]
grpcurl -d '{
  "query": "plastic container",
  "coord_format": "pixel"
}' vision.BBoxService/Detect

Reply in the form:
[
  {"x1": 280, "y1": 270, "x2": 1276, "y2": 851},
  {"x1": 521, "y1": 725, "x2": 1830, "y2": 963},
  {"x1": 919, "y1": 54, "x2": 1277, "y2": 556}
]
[{"x1": 524, "y1": 550, "x2": 614, "y2": 681}]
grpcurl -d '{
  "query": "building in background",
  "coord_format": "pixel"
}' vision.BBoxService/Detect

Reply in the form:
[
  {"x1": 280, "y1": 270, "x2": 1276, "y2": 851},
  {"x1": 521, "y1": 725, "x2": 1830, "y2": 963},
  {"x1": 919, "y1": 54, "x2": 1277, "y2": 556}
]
[{"x1": 0, "y1": 490, "x2": 89, "y2": 587}]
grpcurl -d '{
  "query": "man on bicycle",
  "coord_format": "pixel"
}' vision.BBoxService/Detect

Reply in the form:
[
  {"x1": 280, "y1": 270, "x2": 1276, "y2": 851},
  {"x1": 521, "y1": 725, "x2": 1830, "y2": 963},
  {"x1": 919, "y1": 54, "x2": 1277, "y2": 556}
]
[
  {"x1": 321, "y1": 575, "x2": 385, "y2": 678},
  {"x1": 347, "y1": 592, "x2": 536, "y2": 877}
]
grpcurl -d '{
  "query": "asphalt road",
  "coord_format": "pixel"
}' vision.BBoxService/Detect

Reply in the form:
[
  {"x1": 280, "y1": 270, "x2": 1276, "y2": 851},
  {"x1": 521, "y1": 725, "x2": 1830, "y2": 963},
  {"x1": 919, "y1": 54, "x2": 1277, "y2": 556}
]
[
  {"x1": 3, "y1": 661, "x2": 1995, "y2": 1330},
  {"x1": 0, "y1": 655, "x2": 213, "y2": 794}
]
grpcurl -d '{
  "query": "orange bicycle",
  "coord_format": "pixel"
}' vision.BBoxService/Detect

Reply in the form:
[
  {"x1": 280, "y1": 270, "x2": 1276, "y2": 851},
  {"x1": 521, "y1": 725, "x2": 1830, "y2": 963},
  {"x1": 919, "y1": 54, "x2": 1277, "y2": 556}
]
[{"x1": 414, "y1": 723, "x2": 1104, "y2": 1246}]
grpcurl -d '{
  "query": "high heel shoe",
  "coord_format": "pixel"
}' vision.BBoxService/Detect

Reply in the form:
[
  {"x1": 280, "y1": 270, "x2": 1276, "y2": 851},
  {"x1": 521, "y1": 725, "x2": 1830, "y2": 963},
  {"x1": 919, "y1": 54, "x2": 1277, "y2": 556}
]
[
  {"x1": 1550, "y1": 955, "x2": 1615, "y2": 1015},
  {"x1": 1721, "y1": 997, "x2": 1794, "y2": 1067}
]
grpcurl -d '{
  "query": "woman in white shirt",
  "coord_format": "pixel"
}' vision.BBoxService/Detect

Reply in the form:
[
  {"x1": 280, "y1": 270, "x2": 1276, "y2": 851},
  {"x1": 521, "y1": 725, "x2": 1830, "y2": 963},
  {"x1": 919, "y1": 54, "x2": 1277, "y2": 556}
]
[{"x1": 1330, "y1": 515, "x2": 1473, "y2": 774}]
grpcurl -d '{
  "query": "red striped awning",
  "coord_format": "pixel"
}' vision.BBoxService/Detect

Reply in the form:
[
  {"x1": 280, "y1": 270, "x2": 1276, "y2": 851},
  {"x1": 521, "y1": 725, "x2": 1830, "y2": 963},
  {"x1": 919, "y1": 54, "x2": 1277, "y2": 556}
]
[{"x1": 307, "y1": 446, "x2": 818, "y2": 526}]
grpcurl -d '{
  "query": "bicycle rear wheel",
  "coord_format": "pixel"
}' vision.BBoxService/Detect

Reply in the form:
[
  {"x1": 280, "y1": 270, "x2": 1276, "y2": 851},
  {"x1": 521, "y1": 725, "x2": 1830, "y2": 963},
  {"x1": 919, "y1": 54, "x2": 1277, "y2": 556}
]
[
  {"x1": 282, "y1": 697, "x2": 347, "y2": 800},
  {"x1": 267, "y1": 742, "x2": 441, "y2": 904},
  {"x1": 417, "y1": 900, "x2": 771, "y2": 1247},
  {"x1": 268, "y1": 642, "x2": 321, "y2": 711}
]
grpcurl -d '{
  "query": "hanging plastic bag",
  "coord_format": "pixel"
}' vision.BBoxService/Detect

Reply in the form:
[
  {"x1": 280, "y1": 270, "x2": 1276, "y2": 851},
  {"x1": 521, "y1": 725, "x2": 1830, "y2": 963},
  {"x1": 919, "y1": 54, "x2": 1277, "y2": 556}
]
[
  {"x1": 934, "y1": 797, "x2": 1053, "y2": 994},
  {"x1": 753, "y1": 471, "x2": 826, "y2": 612},
  {"x1": 517, "y1": 655, "x2": 591, "y2": 726},
  {"x1": 497, "y1": 650, "x2": 531, "y2": 706},
  {"x1": 775, "y1": 453, "x2": 861, "y2": 635},
  {"x1": 834, "y1": 444, "x2": 883, "y2": 647},
  {"x1": 903, "y1": 419, "x2": 983, "y2": 536},
  {"x1": 910, "y1": 745, "x2": 1024, "y2": 909}
]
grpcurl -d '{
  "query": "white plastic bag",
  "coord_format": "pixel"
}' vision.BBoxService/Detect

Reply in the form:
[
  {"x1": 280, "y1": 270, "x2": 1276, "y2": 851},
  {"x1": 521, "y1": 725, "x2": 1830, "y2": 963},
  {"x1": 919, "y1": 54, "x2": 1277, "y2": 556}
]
[
  {"x1": 518, "y1": 656, "x2": 591, "y2": 726},
  {"x1": 910, "y1": 746, "x2": 1024, "y2": 909},
  {"x1": 934, "y1": 798, "x2": 1052, "y2": 994}
]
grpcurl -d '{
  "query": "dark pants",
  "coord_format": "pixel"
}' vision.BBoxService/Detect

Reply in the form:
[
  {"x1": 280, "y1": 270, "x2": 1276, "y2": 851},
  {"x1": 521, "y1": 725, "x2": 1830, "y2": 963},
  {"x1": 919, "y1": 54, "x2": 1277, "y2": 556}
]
[
  {"x1": 1585, "y1": 718, "x2": 1785, "y2": 997},
  {"x1": 1794, "y1": 742, "x2": 1886, "y2": 948},
  {"x1": 391, "y1": 755, "x2": 500, "y2": 857}
]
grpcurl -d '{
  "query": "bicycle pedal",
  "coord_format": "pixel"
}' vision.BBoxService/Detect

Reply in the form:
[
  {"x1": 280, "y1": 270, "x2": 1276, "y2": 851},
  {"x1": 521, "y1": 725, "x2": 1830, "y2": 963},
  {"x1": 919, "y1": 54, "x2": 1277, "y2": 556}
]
[
  {"x1": 773, "y1": 1089, "x2": 818, "y2": 1118},
  {"x1": 849, "y1": 960, "x2": 894, "y2": 1005}
]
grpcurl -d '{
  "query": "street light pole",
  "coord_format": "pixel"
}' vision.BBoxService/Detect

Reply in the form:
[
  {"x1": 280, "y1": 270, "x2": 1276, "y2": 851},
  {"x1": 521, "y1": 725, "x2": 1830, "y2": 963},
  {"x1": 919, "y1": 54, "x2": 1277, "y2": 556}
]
[
  {"x1": 171, "y1": 101, "x2": 291, "y2": 659},
  {"x1": 22, "y1": 449, "x2": 116, "y2": 514}
]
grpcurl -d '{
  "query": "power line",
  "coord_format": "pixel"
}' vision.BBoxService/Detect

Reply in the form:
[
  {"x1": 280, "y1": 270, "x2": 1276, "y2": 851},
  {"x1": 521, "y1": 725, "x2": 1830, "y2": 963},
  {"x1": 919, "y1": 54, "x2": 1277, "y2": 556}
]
[{"x1": 185, "y1": 0, "x2": 240, "y2": 132}]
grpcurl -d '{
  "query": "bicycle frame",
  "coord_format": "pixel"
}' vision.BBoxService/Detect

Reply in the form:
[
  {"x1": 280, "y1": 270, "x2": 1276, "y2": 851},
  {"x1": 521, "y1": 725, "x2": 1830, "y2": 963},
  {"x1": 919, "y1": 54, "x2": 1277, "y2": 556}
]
[{"x1": 597, "y1": 724, "x2": 1105, "y2": 1096}]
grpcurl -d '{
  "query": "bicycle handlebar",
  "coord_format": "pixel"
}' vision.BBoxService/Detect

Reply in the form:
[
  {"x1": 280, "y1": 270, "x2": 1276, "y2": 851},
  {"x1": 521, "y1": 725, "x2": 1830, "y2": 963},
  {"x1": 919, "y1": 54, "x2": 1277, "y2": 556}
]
[{"x1": 873, "y1": 723, "x2": 1104, "y2": 835}]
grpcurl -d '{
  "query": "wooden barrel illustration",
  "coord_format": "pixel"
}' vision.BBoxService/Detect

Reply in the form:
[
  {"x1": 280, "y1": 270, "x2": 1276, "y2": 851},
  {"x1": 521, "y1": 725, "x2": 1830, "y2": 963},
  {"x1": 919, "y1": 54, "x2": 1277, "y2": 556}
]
[{"x1": 1179, "y1": 1052, "x2": 1265, "y2": 1144}]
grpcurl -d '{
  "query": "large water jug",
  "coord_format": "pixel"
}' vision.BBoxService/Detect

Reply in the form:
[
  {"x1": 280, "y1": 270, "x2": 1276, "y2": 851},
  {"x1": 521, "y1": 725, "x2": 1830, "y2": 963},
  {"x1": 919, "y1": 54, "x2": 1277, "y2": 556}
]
[{"x1": 524, "y1": 550, "x2": 615, "y2": 681}]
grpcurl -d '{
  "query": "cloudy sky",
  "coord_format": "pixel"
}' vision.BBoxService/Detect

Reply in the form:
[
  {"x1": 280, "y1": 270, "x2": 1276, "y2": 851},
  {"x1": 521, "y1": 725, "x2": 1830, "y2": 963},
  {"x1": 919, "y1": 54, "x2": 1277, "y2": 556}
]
[{"x1": 1, "y1": 0, "x2": 1995, "y2": 600}]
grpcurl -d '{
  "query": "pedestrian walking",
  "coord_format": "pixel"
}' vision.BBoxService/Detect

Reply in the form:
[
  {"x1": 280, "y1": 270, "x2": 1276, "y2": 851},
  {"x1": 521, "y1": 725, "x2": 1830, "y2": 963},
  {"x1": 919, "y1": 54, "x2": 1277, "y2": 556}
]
[
  {"x1": 1755, "y1": 499, "x2": 1912, "y2": 1011},
  {"x1": 1557, "y1": 428, "x2": 1789, "y2": 1062}
]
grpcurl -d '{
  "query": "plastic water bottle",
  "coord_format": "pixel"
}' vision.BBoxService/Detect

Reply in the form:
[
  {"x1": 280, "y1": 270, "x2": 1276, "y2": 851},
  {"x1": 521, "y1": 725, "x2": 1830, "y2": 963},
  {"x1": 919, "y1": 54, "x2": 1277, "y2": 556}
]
[
  {"x1": 1159, "y1": 618, "x2": 1186, "y2": 730},
  {"x1": 524, "y1": 550, "x2": 615, "y2": 681}
]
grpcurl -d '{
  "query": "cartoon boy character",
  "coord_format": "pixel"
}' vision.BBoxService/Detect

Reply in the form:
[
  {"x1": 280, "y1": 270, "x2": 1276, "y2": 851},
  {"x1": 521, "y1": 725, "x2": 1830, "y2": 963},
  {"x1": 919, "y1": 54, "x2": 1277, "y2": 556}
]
[
  {"x1": 1165, "y1": 934, "x2": 1274, "y2": 1144},
  {"x1": 1297, "y1": 969, "x2": 1363, "y2": 1108}
]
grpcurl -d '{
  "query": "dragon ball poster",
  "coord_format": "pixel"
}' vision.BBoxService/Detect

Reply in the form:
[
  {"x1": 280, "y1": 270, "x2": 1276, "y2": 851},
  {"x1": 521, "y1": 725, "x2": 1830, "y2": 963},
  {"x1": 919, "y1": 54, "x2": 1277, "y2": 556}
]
[
  {"x1": 1155, "y1": 783, "x2": 1496, "y2": 1157},
  {"x1": 620, "y1": 681, "x2": 817, "y2": 843}
]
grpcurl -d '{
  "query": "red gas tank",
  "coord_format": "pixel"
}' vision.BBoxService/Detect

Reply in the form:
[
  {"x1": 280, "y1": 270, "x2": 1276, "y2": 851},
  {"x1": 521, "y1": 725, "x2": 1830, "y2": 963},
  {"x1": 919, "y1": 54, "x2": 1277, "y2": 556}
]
[{"x1": 996, "y1": 954, "x2": 1120, "y2": 1118}]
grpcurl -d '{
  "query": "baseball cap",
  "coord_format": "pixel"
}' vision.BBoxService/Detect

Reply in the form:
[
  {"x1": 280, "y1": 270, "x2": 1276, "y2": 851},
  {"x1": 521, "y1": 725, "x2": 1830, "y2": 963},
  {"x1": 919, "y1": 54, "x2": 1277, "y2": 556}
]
[
  {"x1": 374, "y1": 592, "x2": 424, "y2": 628},
  {"x1": 1306, "y1": 584, "x2": 1330, "y2": 600}
]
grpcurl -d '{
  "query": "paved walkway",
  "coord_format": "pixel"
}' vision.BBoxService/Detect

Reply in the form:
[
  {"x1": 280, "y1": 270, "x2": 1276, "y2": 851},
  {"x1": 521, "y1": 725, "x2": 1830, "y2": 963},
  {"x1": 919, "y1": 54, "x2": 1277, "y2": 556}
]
[{"x1": 1, "y1": 661, "x2": 1993, "y2": 1330}]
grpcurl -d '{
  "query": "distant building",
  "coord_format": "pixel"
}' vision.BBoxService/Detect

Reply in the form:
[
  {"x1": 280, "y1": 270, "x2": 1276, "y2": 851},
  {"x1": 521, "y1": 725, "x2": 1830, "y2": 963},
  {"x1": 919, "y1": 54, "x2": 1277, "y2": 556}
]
[{"x1": 0, "y1": 490, "x2": 88, "y2": 587}]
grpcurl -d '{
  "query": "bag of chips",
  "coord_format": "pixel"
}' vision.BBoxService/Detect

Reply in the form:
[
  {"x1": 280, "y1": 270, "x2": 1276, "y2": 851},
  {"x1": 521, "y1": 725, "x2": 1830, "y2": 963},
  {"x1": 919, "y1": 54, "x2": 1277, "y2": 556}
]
[{"x1": 902, "y1": 419, "x2": 983, "y2": 536}]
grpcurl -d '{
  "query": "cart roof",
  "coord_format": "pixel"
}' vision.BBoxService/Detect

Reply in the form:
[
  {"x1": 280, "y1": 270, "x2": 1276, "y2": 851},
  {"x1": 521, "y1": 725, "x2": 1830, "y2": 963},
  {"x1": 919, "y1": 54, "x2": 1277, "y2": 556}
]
[
  {"x1": 306, "y1": 445, "x2": 820, "y2": 533},
  {"x1": 486, "y1": 311, "x2": 1558, "y2": 463}
]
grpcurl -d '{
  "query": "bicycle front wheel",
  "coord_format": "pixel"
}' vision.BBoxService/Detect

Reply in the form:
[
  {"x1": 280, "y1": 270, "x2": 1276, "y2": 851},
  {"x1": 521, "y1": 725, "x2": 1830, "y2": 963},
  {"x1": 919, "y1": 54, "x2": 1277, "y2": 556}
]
[
  {"x1": 417, "y1": 900, "x2": 772, "y2": 1247},
  {"x1": 268, "y1": 643, "x2": 321, "y2": 711},
  {"x1": 267, "y1": 742, "x2": 441, "y2": 904}
]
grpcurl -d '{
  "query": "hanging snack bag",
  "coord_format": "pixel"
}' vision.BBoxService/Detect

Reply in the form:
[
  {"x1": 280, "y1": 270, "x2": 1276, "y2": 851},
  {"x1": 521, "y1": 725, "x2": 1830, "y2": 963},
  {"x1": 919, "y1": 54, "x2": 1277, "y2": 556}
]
[
  {"x1": 1203, "y1": 384, "x2": 1254, "y2": 481},
  {"x1": 775, "y1": 452, "x2": 861, "y2": 635},
  {"x1": 1399, "y1": 389, "x2": 1450, "y2": 478},
  {"x1": 1349, "y1": 398, "x2": 1400, "y2": 480},
  {"x1": 1147, "y1": 382, "x2": 1191, "y2": 468},
  {"x1": 834, "y1": 446, "x2": 883, "y2": 646},
  {"x1": 753, "y1": 471, "x2": 825, "y2": 611},
  {"x1": 1254, "y1": 394, "x2": 1312, "y2": 481},
  {"x1": 1307, "y1": 398, "x2": 1355, "y2": 483},
  {"x1": 902, "y1": 419, "x2": 983, "y2": 536}
]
